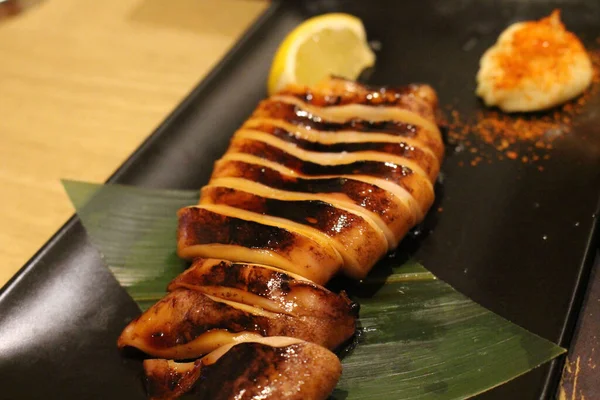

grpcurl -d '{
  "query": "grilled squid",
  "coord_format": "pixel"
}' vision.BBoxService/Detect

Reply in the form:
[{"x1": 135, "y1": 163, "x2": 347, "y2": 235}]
[
  {"x1": 178, "y1": 77, "x2": 442, "y2": 280},
  {"x1": 119, "y1": 77, "x2": 444, "y2": 399},
  {"x1": 143, "y1": 337, "x2": 341, "y2": 400},
  {"x1": 118, "y1": 259, "x2": 357, "y2": 359}
]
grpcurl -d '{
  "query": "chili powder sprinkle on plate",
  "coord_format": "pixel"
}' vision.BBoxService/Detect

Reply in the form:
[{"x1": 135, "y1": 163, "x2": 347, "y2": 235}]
[{"x1": 446, "y1": 49, "x2": 600, "y2": 168}]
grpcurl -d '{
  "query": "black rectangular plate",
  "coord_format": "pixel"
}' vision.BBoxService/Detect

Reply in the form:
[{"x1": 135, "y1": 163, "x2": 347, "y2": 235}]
[{"x1": 1, "y1": 1, "x2": 599, "y2": 399}]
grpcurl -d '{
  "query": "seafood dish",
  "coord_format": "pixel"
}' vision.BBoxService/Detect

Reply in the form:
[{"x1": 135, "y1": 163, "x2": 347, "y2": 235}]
[{"x1": 118, "y1": 77, "x2": 444, "y2": 399}]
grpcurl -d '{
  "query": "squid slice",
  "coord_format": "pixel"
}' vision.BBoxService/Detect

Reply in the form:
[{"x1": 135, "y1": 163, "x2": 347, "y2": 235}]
[
  {"x1": 223, "y1": 134, "x2": 417, "y2": 181},
  {"x1": 177, "y1": 206, "x2": 343, "y2": 285},
  {"x1": 168, "y1": 258, "x2": 358, "y2": 320},
  {"x1": 230, "y1": 130, "x2": 440, "y2": 182},
  {"x1": 278, "y1": 77, "x2": 439, "y2": 113},
  {"x1": 118, "y1": 288, "x2": 355, "y2": 360},
  {"x1": 238, "y1": 124, "x2": 439, "y2": 165},
  {"x1": 214, "y1": 152, "x2": 435, "y2": 227},
  {"x1": 244, "y1": 118, "x2": 445, "y2": 161},
  {"x1": 216, "y1": 152, "x2": 434, "y2": 219},
  {"x1": 219, "y1": 138, "x2": 436, "y2": 197},
  {"x1": 261, "y1": 95, "x2": 440, "y2": 134},
  {"x1": 144, "y1": 337, "x2": 341, "y2": 400},
  {"x1": 118, "y1": 326, "x2": 263, "y2": 361},
  {"x1": 204, "y1": 176, "x2": 400, "y2": 248},
  {"x1": 211, "y1": 157, "x2": 432, "y2": 242},
  {"x1": 199, "y1": 185, "x2": 388, "y2": 279},
  {"x1": 209, "y1": 159, "x2": 421, "y2": 247}
]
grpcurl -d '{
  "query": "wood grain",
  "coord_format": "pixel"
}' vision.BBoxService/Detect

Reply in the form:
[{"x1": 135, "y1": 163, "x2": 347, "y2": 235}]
[{"x1": 0, "y1": 0, "x2": 268, "y2": 287}]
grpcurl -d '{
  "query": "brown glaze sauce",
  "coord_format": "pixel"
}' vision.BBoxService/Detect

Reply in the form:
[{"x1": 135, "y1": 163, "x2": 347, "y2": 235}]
[
  {"x1": 202, "y1": 186, "x2": 364, "y2": 236},
  {"x1": 178, "y1": 207, "x2": 297, "y2": 252},
  {"x1": 277, "y1": 89, "x2": 434, "y2": 120},
  {"x1": 144, "y1": 359, "x2": 200, "y2": 399},
  {"x1": 228, "y1": 138, "x2": 414, "y2": 182},
  {"x1": 252, "y1": 101, "x2": 422, "y2": 136},
  {"x1": 211, "y1": 161, "x2": 402, "y2": 225},
  {"x1": 252, "y1": 124, "x2": 433, "y2": 160},
  {"x1": 170, "y1": 260, "x2": 358, "y2": 319},
  {"x1": 171, "y1": 260, "x2": 294, "y2": 297},
  {"x1": 278, "y1": 83, "x2": 421, "y2": 107},
  {"x1": 192, "y1": 343, "x2": 293, "y2": 400},
  {"x1": 146, "y1": 291, "x2": 270, "y2": 349}
]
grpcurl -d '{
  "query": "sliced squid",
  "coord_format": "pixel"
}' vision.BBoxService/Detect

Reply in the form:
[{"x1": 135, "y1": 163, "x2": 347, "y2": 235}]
[
  {"x1": 199, "y1": 186, "x2": 388, "y2": 278},
  {"x1": 216, "y1": 151, "x2": 434, "y2": 222},
  {"x1": 243, "y1": 118, "x2": 444, "y2": 161},
  {"x1": 230, "y1": 130, "x2": 440, "y2": 182},
  {"x1": 144, "y1": 337, "x2": 341, "y2": 400},
  {"x1": 257, "y1": 95, "x2": 439, "y2": 134},
  {"x1": 238, "y1": 125, "x2": 439, "y2": 167},
  {"x1": 118, "y1": 272, "x2": 356, "y2": 359},
  {"x1": 278, "y1": 77, "x2": 439, "y2": 113},
  {"x1": 218, "y1": 139, "x2": 435, "y2": 208},
  {"x1": 204, "y1": 175, "x2": 403, "y2": 247},
  {"x1": 120, "y1": 77, "x2": 444, "y2": 400},
  {"x1": 177, "y1": 206, "x2": 343, "y2": 284},
  {"x1": 168, "y1": 258, "x2": 358, "y2": 320},
  {"x1": 210, "y1": 157, "x2": 430, "y2": 247}
]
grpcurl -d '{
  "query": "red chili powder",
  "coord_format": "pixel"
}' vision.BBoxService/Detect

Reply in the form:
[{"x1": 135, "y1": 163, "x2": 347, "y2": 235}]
[
  {"x1": 446, "y1": 49, "x2": 600, "y2": 167},
  {"x1": 491, "y1": 10, "x2": 586, "y2": 92}
]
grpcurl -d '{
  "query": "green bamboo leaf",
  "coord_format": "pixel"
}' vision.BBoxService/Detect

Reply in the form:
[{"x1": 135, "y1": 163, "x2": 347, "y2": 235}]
[
  {"x1": 62, "y1": 180, "x2": 198, "y2": 310},
  {"x1": 334, "y1": 259, "x2": 564, "y2": 399},
  {"x1": 63, "y1": 180, "x2": 565, "y2": 399}
]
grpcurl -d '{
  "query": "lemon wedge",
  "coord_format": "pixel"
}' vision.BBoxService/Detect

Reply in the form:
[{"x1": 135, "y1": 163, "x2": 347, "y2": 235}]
[{"x1": 268, "y1": 13, "x2": 375, "y2": 94}]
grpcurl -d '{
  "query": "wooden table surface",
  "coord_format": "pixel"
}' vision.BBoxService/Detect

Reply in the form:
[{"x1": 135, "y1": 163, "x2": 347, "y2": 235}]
[{"x1": 0, "y1": 0, "x2": 268, "y2": 288}]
